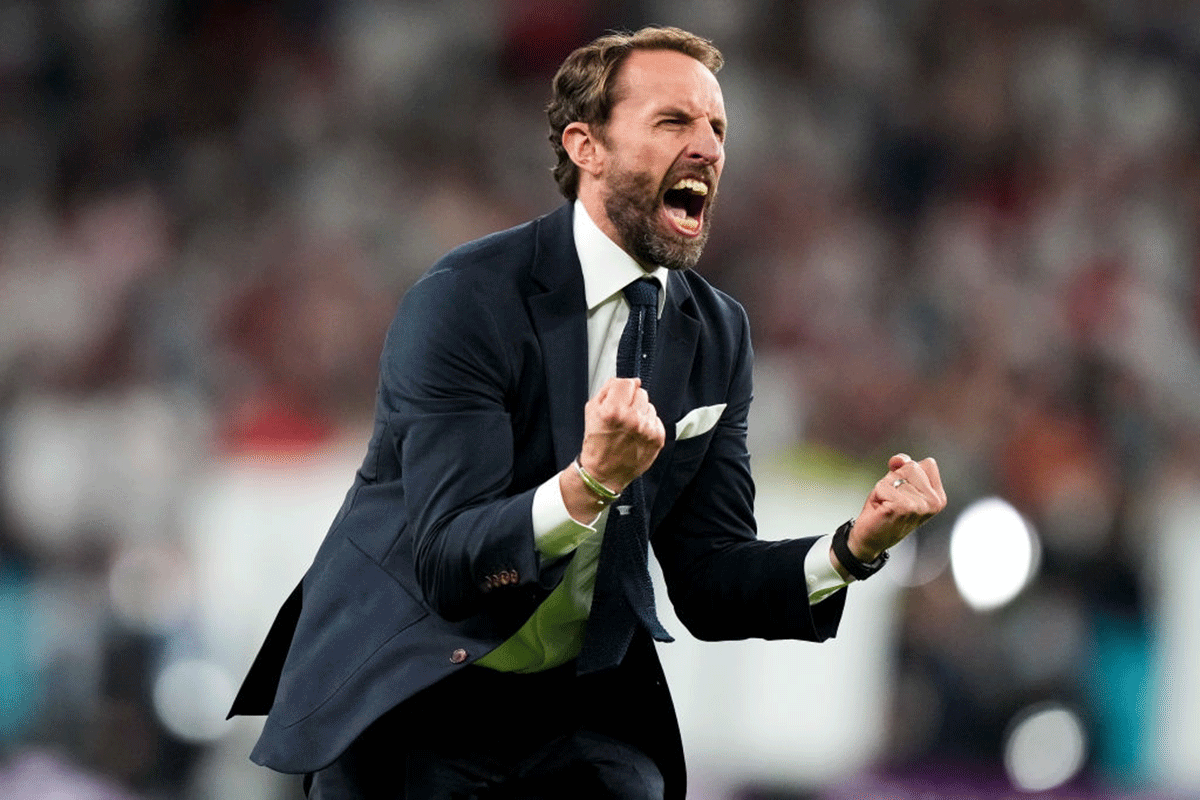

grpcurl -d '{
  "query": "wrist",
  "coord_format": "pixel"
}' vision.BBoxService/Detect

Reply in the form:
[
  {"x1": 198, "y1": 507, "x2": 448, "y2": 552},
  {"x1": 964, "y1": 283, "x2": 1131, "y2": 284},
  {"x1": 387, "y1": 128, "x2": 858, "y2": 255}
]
[
  {"x1": 558, "y1": 466, "x2": 606, "y2": 526},
  {"x1": 573, "y1": 457, "x2": 621, "y2": 507},
  {"x1": 831, "y1": 519, "x2": 889, "y2": 581},
  {"x1": 847, "y1": 538, "x2": 882, "y2": 563}
]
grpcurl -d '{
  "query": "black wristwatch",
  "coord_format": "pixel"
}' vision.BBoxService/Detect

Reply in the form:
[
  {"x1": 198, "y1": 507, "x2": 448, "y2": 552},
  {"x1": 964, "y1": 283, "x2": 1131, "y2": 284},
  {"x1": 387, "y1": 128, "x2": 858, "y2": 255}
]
[{"x1": 831, "y1": 519, "x2": 889, "y2": 580}]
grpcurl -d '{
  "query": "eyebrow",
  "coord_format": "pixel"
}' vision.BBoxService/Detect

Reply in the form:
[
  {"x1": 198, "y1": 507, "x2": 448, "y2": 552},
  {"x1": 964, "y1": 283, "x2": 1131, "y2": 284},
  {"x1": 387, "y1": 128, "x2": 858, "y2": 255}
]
[
  {"x1": 655, "y1": 106, "x2": 696, "y2": 120},
  {"x1": 655, "y1": 106, "x2": 726, "y2": 129},
  {"x1": 657, "y1": 107, "x2": 720, "y2": 140}
]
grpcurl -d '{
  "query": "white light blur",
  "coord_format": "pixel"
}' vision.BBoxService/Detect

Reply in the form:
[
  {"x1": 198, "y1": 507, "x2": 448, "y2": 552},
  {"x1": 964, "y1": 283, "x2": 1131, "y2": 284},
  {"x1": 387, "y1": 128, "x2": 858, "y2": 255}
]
[
  {"x1": 152, "y1": 659, "x2": 236, "y2": 743},
  {"x1": 1004, "y1": 702, "x2": 1087, "y2": 792},
  {"x1": 949, "y1": 497, "x2": 1039, "y2": 611}
]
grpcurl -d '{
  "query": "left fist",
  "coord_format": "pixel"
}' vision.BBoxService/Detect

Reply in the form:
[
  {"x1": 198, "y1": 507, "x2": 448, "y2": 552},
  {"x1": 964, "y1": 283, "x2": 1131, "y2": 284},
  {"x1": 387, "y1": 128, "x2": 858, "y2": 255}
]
[{"x1": 848, "y1": 453, "x2": 947, "y2": 562}]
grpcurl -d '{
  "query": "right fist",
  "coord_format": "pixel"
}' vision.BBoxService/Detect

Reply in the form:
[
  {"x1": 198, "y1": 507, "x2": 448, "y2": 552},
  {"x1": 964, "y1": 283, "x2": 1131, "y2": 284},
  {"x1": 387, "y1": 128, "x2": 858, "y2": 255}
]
[{"x1": 578, "y1": 377, "x2": 665, "y2": 492}]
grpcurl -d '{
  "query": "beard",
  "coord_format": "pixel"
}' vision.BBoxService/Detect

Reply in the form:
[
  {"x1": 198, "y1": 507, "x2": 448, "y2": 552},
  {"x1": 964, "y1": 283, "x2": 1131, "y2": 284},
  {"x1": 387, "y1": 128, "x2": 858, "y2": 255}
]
[{"x1": 603, "y1": 163, "x2": 716, "y2": 271}]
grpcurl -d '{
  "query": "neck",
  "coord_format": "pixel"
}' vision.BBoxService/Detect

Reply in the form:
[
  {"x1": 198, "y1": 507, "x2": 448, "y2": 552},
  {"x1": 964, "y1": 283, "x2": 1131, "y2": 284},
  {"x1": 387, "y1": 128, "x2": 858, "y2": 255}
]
[{"x1": 576, "y1": 189, "x2": 624, "y2": 253}]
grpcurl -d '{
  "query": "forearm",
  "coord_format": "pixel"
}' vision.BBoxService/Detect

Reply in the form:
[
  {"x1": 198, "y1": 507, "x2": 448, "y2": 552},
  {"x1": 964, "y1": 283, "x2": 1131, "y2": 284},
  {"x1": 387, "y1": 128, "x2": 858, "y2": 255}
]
[
  {"x1": 407, "y1": 463, "x2": 542, "y2": 620},
  {"x1": 663, "y1": 533, "x2": 842, "y2": 642}
]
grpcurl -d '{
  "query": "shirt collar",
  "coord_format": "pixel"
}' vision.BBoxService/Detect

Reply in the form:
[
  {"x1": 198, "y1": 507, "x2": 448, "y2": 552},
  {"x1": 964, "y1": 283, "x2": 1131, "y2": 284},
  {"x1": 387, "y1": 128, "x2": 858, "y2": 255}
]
[{"x1": 573, "y1": 199, "x2": 669, "y2": 316}]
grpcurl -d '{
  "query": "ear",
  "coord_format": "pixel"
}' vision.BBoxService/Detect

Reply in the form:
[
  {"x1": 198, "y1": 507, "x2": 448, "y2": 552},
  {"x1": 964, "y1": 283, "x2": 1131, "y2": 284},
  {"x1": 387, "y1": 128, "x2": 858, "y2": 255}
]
[{"x1": 562, "y1": 121, "x2": 605, "y2": 179}]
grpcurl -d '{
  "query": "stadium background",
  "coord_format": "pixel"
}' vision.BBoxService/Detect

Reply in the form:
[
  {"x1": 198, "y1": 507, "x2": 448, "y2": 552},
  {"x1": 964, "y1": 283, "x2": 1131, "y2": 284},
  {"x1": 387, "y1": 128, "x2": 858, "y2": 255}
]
[{"x1": 2, "y1": 1, "x2": 1199, "y2": 797}]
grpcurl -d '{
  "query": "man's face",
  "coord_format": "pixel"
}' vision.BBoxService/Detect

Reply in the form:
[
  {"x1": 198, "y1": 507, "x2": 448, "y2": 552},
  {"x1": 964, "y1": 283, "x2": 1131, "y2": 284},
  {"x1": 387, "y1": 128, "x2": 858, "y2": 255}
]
[{"x1": 594, "y1": 49, "x2": 726, "y2": 270}]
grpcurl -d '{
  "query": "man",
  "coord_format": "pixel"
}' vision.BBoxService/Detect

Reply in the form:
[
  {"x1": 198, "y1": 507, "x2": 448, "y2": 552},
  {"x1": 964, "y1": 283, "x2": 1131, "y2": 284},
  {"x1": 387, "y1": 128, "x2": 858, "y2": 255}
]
[{"x1": 229, "y1": 25, "x2": 946, "y2": 799}]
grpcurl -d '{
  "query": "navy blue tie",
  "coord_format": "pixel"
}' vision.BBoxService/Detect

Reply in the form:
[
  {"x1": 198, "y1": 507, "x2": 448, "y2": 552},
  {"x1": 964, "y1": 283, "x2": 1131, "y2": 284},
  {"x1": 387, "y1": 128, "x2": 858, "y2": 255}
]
[{"x1": 578, "y1": 278, "x2": 673, "y2": 673}]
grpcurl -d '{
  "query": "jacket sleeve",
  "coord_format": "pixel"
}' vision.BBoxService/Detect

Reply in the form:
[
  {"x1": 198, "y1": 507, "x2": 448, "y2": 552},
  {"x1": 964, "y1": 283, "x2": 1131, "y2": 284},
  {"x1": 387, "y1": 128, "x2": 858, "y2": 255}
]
[
  {"x1": 379, "y1": 266, "x2": 544, "y2": 622},
  {"x1": 652, "y1": 305, "x2": 846, "y2": 642}
]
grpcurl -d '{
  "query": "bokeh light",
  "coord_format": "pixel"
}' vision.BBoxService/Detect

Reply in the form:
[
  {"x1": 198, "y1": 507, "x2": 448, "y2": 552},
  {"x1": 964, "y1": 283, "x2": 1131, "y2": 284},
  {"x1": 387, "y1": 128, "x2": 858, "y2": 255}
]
[
  {"x1": 1004, "y1": 702, "x2": 1088, "y2": 792},
  {"x1": 151, "y1": 659, "x2": 236, "y2": 744},
  {"x1": 949, "y1": 497, "x2": 1039, "y2": 611}
]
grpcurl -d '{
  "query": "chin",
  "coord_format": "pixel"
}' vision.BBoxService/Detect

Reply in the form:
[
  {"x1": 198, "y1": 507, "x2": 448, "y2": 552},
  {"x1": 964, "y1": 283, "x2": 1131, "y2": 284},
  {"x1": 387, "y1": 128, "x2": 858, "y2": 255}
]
[{"x1": 638, "y1": 225, "x2": 709, "y2": 271}]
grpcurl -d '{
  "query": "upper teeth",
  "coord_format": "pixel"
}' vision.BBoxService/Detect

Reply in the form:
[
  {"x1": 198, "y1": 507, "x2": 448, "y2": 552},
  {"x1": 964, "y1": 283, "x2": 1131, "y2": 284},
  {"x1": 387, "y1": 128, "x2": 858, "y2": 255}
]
[{"x1": 671, "y1": 178, "x2": 708, "y2": 195}]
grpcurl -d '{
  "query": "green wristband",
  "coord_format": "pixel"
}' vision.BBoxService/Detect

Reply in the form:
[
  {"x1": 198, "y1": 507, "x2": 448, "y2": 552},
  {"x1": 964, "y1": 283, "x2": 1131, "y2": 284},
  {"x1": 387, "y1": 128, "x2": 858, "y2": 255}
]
[{"x1": 574, "y1": 457, "x2": 620, "y2": 505}]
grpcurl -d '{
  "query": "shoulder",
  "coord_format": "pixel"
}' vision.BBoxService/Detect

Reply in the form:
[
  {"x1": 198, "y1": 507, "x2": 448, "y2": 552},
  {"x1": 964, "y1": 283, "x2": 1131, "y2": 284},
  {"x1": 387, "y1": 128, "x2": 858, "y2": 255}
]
[
  {"x1": 405, "y1": 226, "x2": 531, "y2": 306},
  {"x1": 430, "y1": 218, "x2": 540, "y2": 278},
  {"x1": 380, "y1": 207, "x2": 571, "y2": 376},
  {"x1": 411, "y1": 204, "x2": 570, "y2": 296},
  {"x1": 393, "y1": 214, "x2": 544, "y2": 328}
]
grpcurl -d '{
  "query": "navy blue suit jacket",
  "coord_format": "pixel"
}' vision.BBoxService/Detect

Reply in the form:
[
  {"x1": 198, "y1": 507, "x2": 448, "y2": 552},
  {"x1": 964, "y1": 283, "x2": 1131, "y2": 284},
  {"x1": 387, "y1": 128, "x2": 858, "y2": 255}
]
[{"x1": 229, "y1": 204, "x2": 845, "y2": 793}]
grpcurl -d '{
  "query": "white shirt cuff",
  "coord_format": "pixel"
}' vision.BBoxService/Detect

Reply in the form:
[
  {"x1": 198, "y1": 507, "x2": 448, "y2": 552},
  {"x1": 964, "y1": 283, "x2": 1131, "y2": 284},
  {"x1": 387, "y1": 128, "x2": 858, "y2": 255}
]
[
  {"x1": 805, "y1": 533, "x2": 851, "y2": 604},
  {"x1": 531, "y1": 474, "x2": 599, "y2": 557}
]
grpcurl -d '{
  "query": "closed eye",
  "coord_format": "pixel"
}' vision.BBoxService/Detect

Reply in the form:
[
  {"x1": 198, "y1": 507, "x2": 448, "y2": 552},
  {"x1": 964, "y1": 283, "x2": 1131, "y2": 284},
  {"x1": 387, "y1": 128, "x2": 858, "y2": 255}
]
[{"x1": 656, "y1": 112, "x2": 725, "y2": 142}]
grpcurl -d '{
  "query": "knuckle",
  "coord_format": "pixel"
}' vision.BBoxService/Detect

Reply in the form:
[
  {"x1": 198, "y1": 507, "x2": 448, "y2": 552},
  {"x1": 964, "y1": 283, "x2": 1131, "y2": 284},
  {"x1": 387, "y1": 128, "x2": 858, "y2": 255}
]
[{"x1": 601, "y1": 409, "x2": 626, "y2": 427}]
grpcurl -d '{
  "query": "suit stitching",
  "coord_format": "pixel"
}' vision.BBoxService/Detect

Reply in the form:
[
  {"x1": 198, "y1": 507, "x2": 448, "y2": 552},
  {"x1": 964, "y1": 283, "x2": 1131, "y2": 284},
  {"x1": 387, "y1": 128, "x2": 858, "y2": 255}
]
[{"x1": 348, "y1": 536, "x2": 425, "y2": 598}]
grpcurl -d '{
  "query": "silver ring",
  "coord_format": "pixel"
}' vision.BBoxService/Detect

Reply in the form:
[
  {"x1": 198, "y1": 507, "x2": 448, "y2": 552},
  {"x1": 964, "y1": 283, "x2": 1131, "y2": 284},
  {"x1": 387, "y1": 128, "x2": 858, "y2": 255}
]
[{"x1": 892, "y1": 478, "x2": 907, "y2": 488}]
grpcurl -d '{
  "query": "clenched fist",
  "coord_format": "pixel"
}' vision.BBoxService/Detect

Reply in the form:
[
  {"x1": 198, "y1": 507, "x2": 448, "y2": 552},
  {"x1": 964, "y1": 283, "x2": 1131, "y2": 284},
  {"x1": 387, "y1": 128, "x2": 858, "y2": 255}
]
[
  {"x1": 579, "y1": 377, "x2": 665, "y2": 490},
  {"x1": 843, "y1": 453, "x2": 947, "y2": 567},
  {"x1": 559, "y1": 377, "x2": 666, "y2": 522}
]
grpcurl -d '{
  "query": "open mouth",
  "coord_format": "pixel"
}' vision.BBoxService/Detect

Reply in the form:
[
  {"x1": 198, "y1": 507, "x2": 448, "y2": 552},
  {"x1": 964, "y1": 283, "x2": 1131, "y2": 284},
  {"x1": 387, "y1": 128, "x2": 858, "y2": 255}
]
[{"x1": 662, "y1": 177, "x2": 709, "y2": 236}]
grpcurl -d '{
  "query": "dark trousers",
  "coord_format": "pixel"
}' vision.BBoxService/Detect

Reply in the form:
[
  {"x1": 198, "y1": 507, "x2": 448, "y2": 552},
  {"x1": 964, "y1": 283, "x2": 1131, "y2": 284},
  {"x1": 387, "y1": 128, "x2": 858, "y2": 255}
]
[{"x1": 304, "y1": 647, "x2": 673, "y2": 799}]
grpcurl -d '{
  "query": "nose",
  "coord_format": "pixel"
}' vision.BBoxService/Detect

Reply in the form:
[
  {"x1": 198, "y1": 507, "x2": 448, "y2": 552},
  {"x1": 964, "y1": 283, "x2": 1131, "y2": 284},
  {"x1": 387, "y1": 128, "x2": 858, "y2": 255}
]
[{"x1": 688, "y1": 121, "x2": 723, "y2": 166}]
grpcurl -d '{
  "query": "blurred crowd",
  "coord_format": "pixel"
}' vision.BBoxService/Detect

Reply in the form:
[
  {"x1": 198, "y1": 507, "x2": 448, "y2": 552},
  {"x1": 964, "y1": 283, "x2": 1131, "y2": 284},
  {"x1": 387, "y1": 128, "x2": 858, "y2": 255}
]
[{"x1": 2, "y1": 1, "x2": 1200, "y2": 798}]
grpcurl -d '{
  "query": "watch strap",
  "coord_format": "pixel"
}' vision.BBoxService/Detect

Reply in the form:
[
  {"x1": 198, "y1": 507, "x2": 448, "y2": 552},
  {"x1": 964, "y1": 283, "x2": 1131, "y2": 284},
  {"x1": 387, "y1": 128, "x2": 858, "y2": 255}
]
[{"x1": 831, "y1": 518, "x2": 889, "y2": 580}]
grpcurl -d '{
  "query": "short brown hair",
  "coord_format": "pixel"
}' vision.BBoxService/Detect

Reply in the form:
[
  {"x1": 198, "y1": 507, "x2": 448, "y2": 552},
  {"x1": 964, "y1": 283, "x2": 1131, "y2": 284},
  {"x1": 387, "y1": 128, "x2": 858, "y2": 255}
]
[{"x1": 546, "y1": 26, "x2": 724, "y2": 200}]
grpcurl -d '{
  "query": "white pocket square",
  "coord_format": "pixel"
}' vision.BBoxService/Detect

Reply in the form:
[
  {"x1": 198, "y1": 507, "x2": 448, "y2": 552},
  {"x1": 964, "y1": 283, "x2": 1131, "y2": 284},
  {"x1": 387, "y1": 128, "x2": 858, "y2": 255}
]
[{"x1": 675, "y1": 403, "x2": 727, "y2": 440}]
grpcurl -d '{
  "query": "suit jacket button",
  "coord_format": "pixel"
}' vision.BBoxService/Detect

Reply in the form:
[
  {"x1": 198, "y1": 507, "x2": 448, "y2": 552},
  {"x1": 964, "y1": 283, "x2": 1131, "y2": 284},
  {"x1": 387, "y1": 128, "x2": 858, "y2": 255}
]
[{"x1": 450, "y1": 648, "x2": 468, "y2": 664}]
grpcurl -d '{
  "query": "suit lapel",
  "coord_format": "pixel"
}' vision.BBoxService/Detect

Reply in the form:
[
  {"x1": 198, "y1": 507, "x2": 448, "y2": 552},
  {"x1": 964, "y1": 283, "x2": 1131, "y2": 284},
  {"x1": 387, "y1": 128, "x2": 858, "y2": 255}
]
[
  {"x1": 642, "y1": 271, "x2": 701, "y2": 507},
  {"x1": 650, "y1": 271, "x2": 700, "y2": 446},
  {"x1": 528, "y1": 205, "x2": 589, "y2": 470}
]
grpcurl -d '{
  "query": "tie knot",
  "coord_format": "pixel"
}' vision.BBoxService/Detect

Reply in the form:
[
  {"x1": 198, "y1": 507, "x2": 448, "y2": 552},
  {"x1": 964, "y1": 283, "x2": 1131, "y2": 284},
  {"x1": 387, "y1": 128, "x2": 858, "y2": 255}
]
[{"x1": 622, "y1": 278, "x2": 659, "y2": 310}]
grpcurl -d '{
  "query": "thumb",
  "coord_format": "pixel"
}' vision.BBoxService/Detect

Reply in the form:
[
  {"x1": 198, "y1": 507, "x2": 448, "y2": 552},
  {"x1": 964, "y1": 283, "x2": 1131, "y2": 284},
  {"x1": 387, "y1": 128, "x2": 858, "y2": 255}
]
[{"x1": 888, "y1": 452, "x2": 912, "y2": 472}]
